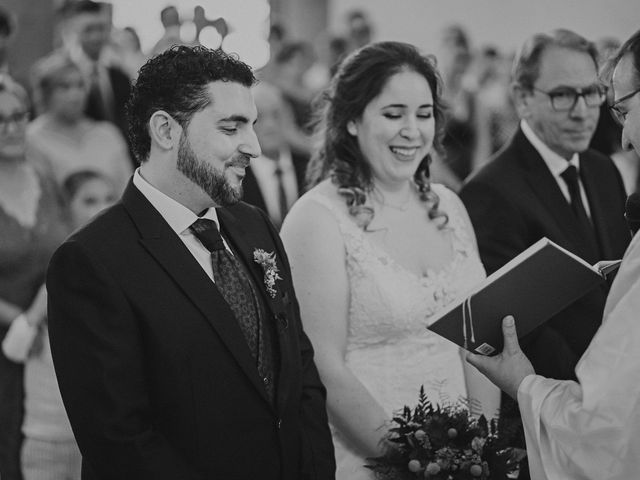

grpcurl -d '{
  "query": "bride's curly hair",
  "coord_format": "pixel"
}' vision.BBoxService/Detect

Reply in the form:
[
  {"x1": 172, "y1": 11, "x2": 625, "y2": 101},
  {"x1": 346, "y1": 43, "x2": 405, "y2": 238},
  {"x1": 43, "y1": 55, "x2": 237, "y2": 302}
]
[{"x1": 306, "y1": 41, "x2": 448, "y2": 229}]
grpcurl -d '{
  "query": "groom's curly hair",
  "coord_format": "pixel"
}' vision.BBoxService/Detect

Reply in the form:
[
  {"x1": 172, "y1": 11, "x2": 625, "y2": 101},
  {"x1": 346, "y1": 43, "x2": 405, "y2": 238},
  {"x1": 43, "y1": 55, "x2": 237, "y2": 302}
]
[{"x1": 126, "y1": 45, "x2": 256, "y2": 164}]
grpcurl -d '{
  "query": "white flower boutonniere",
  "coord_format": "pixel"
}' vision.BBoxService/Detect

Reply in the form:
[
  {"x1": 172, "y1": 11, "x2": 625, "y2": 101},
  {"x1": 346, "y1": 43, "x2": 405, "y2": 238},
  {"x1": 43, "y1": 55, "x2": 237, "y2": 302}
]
[{"x1": 253, "y1": 249, "x2": 283, "y2": 299}]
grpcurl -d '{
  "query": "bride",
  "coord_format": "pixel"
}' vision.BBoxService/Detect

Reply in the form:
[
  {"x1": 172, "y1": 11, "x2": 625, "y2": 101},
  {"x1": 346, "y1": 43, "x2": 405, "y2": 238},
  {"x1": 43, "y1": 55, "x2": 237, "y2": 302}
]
[{"x1": 280, "y1": 41, "x2": 500, "y2": 479}]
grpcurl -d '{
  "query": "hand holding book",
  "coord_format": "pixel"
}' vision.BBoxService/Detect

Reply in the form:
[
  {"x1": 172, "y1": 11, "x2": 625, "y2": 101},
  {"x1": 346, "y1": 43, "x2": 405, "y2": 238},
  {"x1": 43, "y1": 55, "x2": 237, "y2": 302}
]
[{"x1": 427, "y1": 238, "x2": 621, "y2": 356}]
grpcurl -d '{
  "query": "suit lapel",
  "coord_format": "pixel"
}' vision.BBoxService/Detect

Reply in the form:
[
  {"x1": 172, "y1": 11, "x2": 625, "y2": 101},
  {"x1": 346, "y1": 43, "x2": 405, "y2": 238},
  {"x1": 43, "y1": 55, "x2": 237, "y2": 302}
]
[
  {"x1": 515, "y1": 130, "x2": 598, "y2": 259},
  {"x1": 121, "y1": 183, "x2": 271, "y2": 404},
  {"x1": 579, "y1": 154, "x2": 613, "y2": 259}
]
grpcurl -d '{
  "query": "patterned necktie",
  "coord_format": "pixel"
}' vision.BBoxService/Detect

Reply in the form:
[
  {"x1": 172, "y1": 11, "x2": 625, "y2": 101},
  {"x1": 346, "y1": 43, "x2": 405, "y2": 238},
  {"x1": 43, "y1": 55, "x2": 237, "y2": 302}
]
[{"x1": 190, "y1": 218, "x2": 275, "y2": 400}]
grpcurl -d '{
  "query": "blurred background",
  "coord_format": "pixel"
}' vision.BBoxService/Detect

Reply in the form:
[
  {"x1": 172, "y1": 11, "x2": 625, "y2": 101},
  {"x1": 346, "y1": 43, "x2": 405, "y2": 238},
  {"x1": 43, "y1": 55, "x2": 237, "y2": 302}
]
[
  {"x1": 3, "y1": 0, "x2": 639, "y2": 80},
  {"x1": 0, "y1": 0, "x2": 639, "y2": 193}
]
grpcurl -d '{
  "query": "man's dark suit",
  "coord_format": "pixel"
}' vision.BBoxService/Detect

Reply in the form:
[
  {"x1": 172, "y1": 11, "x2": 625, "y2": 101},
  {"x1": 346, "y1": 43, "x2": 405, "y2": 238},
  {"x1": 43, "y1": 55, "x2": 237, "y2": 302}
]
[
  {"x1": 459, "y1": 127, "x2": 630, "y2": 474},
  {"x1": 83, "y1": 65, "x2": 131, "y2": 145},
  {"x1": 242, "y1": 151, "x2": 309, "y2": 226},
  {"x1": 46, "y1": 182, "x2": 335, "y2": 480}
]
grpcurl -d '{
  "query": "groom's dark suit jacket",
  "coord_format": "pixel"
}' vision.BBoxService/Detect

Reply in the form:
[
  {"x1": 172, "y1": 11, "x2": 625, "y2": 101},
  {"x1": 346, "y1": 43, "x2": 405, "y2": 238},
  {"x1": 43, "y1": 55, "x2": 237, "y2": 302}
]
[
  {"x1": 47, "y1": 181, "x2": 335, "y2": 480},
  {"x1": 459, "y1": 128, "x2": 630, "y2": 460},
  {"x1": 460, "y1": 128, "x2": 630, "y2": 380}
]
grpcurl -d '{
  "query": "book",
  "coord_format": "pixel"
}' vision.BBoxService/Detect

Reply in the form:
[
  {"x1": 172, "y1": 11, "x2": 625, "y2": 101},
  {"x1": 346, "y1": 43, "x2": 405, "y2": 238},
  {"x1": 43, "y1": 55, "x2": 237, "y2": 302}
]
[{"x1": 427, "y1": 238, "x2": 621, "y2": 356}]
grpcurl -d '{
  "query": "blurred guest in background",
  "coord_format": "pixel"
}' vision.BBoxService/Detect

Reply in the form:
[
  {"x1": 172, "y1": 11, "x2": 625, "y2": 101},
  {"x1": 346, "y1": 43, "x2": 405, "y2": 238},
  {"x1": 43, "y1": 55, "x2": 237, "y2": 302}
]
[
  {"x1": 281, "y1": 41, "x2": 499, "y2": 480},
  {"x1": 0, "y1": 75, "x2": 67, "y2": 480},
  {"x1": 472, "y1": 46, "x2": 518, "y2": 168},
  {"x1": 109, "y1": 26, "x2": 147, "y2": 81},
  {"x1": 27, "y1": 56, "x2": 131, "y2": 194},
  {"x1": 344, "y1": 10, "x2": 373, "y2": 53},
  {"x1": 149, "y1": 5, "x2": 184, "y2": 57},
  {"x1": 63, "y1": 169, "x2": 117, "y2": 228},
  {"x1": 269, "y1": 41, "x2": 317, "y2": 132},
  {"x1": 460, "y1": 29, "x2": 630, "y2": 479},
  {"x1": 31, "y1": 0, "x2": 132, "y2": 164},
  {"x1": 439, "y1": 24, "x2": 478, "y2": 182},
  {"x1": 0, "y1": 5, "x2": 16, "y2": 75},
  {"x1": 243, "y1": 82, "x2": 306, "y2": 228},
  {"x1": 267, "y1": 22, "x2": 287, "y2": 61},
  {"x1": 1, "y1": 169, "x2": 115, "y2": 480}
]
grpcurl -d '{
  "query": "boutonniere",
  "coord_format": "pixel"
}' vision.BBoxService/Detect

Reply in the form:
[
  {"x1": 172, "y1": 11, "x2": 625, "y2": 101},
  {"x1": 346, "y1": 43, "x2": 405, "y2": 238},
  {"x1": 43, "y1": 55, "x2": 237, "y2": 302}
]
[{"x1": 253, "y1": 248, "x2": 283, "y2": 298}]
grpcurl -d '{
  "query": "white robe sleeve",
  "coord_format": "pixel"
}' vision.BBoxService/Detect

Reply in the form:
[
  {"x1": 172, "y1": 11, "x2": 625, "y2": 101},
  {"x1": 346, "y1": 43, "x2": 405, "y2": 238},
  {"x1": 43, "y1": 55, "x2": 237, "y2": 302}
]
[{"x1": 517, "y1": 233, "x2": 640, "y2": 480}]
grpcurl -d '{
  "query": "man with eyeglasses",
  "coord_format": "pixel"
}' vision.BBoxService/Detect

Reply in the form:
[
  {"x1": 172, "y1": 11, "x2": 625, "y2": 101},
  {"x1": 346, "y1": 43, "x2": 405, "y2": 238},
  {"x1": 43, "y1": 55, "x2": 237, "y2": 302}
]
[
  {"x1": 467, "y1": 28, "x2": 640, "y2": 479},
  {"x1": 460, "y1": 29, "x2": 630, "y2": 479}
]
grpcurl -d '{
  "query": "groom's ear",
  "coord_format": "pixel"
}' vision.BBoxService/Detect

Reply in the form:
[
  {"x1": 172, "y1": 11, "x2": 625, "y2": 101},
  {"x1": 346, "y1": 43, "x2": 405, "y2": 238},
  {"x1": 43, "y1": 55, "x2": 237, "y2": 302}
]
[{"x1": 149, "y1": 110, "x2": 181, "y2": 151}]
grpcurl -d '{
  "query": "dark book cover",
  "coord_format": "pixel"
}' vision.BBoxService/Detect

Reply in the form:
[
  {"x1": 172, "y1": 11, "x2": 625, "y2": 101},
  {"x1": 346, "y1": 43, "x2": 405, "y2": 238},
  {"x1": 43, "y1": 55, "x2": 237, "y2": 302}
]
[{"x1": 427, "y1": 238, "x2": 619, "y2": 355}]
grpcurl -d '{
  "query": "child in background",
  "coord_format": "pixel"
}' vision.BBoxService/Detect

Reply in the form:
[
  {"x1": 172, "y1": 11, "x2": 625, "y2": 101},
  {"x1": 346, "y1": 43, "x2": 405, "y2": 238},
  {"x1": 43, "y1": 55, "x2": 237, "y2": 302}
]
[
  {"x1": 63, "y1": 170, "x2": 117, "y2": 229},
  {"x1": 2, "y1": 170, "x2": 116, "y2": 480}
]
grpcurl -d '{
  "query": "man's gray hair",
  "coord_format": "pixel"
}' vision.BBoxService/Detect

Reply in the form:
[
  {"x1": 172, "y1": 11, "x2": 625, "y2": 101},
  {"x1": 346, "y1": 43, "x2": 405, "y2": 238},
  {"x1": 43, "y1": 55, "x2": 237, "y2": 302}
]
[{"x1": 512, "y1": 29, "x2": 599, "y2": 90}]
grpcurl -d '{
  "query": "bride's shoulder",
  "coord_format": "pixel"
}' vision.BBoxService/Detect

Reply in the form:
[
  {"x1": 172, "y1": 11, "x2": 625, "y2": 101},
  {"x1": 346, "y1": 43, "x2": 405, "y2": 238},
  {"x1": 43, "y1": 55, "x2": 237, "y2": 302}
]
[
  {"x1": 431, "y1": 183, "x2": 465, "y2": 211},
  {"x1": 281, "y1": 180, "x2": 350, "y2": 257},
  {"x1": 291, "y1": 180, "x2": 346, "y2": 215},
  {"x1": 282, "y1": 180, "x2": 345, "y2": 232}
]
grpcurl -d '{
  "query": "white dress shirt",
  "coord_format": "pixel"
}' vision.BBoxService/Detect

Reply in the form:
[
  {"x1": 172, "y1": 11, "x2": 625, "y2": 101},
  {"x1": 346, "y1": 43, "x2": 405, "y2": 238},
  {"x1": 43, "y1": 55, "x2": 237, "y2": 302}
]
[
  {"x1": 521, "y1": 120, "x2": 592, "y2": 218},
  {"x1": 250, "y1": 149, "x2": 299, "y2": 224},
  {"x1": 133, "y1": 169, "x2": 230, "y2": 282}
]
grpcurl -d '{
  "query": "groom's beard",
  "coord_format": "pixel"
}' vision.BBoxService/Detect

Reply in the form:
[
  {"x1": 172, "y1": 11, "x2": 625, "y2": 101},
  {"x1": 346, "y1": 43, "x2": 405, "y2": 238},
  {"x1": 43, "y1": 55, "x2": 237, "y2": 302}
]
[{"x1": 177, "y1": 133, "x2": 244, "y2": 207}]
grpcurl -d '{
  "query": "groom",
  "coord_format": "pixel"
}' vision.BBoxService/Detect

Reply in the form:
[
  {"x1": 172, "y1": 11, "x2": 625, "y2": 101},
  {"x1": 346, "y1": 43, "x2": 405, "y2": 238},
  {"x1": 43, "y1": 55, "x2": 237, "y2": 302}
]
[{"x1": 47, "y1": 45, "x2": 335, "y2": 480}]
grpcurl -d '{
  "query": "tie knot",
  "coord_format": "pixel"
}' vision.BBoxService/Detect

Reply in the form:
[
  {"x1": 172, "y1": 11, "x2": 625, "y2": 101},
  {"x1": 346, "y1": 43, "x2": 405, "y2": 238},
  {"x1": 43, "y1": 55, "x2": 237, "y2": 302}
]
[
  {"x1": 190, "y1": 218, "x2": 225, "y2": 253},
  {"x1": 561, "y1": 165, "x2": 579, "y2": 185}
]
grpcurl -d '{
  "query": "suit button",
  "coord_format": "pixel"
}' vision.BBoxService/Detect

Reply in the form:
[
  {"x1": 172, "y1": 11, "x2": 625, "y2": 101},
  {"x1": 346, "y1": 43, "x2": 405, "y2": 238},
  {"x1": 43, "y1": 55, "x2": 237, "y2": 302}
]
[
  {"x1": 276, "y1": 419, "x2": 282, "y2": 429},
  {"x1": 276, "y1": 313, "x2": 288, "y2": 329},
  {"x1": 263, "y1": 376, "x2": 270, "y2": 385}
]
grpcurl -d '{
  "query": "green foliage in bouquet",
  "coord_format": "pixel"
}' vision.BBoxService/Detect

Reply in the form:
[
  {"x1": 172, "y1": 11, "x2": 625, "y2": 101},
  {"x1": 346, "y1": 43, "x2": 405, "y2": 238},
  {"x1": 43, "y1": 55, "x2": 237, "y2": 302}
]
[{"x1": 366, "y1": 386, "x2": 521, "y2": 479}]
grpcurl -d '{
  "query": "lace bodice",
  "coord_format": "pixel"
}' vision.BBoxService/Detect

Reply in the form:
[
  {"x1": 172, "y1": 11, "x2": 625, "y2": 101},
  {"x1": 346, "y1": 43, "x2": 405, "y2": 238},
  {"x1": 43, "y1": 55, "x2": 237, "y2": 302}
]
[
  {"x1": 298, "y1": 184, "x2": 486, "y2": 479},
  {"x1": 304, "y1": 184, "x2": 485, "y2": 351}
]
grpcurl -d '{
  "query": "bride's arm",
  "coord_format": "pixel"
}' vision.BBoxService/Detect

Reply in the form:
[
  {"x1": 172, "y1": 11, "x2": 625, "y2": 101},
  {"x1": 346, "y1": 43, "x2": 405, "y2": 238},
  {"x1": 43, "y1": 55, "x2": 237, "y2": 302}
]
[{"x1": 281, "y1": 200, "x2": 391, "y2": 458}]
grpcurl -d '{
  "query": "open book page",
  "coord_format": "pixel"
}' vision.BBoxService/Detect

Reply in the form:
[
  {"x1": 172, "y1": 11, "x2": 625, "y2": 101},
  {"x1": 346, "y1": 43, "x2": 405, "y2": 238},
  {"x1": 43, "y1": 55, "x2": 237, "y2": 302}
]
[{"x1": 594, "y1": 259, "x2": 623, "y2": 276}]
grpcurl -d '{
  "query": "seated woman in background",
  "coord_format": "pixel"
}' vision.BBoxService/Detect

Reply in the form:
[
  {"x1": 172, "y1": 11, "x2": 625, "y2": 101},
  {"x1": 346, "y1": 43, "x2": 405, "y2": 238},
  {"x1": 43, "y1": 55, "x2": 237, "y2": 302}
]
[
  {"x1": 0, "y1": 75, "x2": 68, "y2": 480},
  {"x1": 2, "y1": 169, "x2": 116, "y2": 480},
  {"x1": 280, "y1": 41, "x2": 500, "y2": 480},
  {"x1": 27, "y1": 56, "x2": 132, "y2": 195}
]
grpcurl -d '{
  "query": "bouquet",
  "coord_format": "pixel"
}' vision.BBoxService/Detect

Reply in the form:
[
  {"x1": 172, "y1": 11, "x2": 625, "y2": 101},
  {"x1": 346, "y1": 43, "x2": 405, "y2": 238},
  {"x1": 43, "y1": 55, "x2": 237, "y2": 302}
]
[{"x1": 366, "y1": 387, "x2": 522, "y2": 479}]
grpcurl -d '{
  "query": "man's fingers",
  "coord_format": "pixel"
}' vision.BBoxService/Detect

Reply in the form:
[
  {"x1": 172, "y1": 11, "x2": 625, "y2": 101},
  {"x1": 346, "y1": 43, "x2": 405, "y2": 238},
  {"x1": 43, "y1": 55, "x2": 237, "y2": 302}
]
[
  {"x1": 465, "y1": 351, "x2": 488, "y2": 373},
  {"x1": 502, "y1": 315, "x2": 521, "y2": 355}
]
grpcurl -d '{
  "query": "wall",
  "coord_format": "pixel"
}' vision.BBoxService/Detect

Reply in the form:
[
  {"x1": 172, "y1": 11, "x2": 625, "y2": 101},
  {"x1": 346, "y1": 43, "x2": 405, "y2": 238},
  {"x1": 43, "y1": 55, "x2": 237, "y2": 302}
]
[{"x1": 328, "y1": 0, "x2": 640, "y2": 58}]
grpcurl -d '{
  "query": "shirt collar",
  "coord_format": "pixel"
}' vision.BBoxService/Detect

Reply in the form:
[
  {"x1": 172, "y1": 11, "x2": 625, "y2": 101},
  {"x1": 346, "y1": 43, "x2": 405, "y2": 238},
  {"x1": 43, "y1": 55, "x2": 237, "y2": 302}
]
[
  {"x1": 521, "y1": 120, "x2": 579, "y2": 176},
  {"x1": 132, "y1": 168, "x2": 220, "y2": 235}
]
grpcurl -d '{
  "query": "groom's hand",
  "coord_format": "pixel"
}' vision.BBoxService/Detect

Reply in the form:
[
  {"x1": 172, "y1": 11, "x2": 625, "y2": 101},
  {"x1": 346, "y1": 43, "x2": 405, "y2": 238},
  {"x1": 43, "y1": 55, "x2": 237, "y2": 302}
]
[{"x1": 466, "y1": 316, "x2": 535, "y2": 399}]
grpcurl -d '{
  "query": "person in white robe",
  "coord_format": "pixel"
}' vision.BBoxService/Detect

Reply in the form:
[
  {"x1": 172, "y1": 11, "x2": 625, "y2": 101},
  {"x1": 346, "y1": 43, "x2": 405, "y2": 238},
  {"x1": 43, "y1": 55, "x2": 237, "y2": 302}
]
[{"x1": 467, "y1": 28, "x2": 640, "y2": 480}]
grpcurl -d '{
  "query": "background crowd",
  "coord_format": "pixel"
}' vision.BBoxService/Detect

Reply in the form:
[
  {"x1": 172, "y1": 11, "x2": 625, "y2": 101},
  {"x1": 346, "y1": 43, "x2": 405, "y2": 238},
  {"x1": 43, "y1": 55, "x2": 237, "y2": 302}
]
[{"x1": 0, "y1": 1, "x2": 637, "y2": 479}]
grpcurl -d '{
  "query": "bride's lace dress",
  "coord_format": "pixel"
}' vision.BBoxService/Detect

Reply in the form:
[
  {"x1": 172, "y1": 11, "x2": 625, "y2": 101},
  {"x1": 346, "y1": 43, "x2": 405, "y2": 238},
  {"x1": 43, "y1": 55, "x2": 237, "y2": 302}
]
[{"x1": 303, "y1": 184, "x2": 486, "y2": 479}]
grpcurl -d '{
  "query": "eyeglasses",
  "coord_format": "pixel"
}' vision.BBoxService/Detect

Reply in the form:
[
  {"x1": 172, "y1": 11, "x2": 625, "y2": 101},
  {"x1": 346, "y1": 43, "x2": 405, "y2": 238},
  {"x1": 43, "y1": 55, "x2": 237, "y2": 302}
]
[
  {"x1": 531, "y1": 85, "x2": 607, "y2": 112},
  {"x1": 0, "y1": 111, "x2": 29, "y2": 133},
  {"x1": 609, "y1": 87, "x2": 640, "y2": 125}
]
